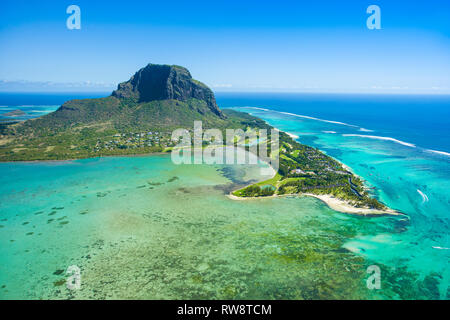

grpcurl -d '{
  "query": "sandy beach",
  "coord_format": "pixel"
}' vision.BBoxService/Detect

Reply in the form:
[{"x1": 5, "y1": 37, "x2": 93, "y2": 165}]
[
  {"x1": 272, "y1": 126, "x2": 299, "y2": 139},
  {"x1": 301, "y1": 193, "x2": 402, "y2": 216},
  {"x1": 227, "y1": 192, "x2": 401, "y2": 216},
  {"x1": 286, "y1": 132, "x2": 299, "y2": 139}
]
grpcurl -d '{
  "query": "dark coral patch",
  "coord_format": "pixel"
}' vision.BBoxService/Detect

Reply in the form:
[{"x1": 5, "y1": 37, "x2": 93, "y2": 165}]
[
  {"x1": 53, "y1": 279, "x2": 66, "y2": 287},
  {"x1": 53, "y1": 269, "x2": 64, "y2": 275}
]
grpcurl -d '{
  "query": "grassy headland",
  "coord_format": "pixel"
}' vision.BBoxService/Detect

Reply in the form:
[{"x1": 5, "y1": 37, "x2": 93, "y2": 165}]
[{"x1": 230, "y1": 129, "x2": 401, "y2": 216}]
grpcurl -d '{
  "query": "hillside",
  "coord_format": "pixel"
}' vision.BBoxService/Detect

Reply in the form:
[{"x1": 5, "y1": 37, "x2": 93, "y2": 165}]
[{"x1": 0, "y1": 64, "x2": 266, "y2": 161}]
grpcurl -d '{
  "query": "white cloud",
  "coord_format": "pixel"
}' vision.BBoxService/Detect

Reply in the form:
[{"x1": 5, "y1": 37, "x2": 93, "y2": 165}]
[{"x1": 0, "y1": 80, "x2": 115, "y2": 92}]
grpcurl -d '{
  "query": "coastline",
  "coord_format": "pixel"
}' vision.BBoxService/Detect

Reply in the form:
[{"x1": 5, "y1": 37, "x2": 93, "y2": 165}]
[
  {"x1": 271, "y1": 125, "x2": 299, "y2": 139},
  {"x1": 227, "y1": 192, "x2": 401, "y2": 216},
  {"x1": 228, "y1": 126, "x2": 402, "y2": 217},
  {"x1": 301, "y1": 193, "x2": 402, "y2": 216},
  {"x1": 269, "y1": 123, "x2": 368, "y2": 189},
  {"x1": 0, "y1": 151, "x2": 171, "y2": 164}
]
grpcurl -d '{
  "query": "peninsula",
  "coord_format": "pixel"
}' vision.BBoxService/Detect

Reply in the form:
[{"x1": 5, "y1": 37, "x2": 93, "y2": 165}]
[{"x1": 229, "y1": 128, "x2": 401, "y2": 216}]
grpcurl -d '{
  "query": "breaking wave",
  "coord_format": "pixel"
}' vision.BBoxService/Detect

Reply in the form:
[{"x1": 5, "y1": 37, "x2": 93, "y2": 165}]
[
  {"x1": 342, "y1": 134, "x2": 416, "y2": 148},
  {"x1": 426, "y1": 149, "x2": 450, "y2": 157},
  {"x1": 240, "y1": 107, "x2": 450, "y2": 158}
]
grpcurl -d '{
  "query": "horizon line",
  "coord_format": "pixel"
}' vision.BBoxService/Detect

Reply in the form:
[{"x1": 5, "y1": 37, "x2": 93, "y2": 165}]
[{"x1": 1, "y1": 90, "x2": 450, "y2": 96}]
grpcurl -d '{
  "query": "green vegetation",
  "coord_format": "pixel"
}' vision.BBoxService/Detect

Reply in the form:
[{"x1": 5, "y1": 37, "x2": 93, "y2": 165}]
[
  {"x1": 255, "y1": 173, "x2": 283, "y2": 187},
  {"x1": 0, "y1": 107, "x2": 270, "y2": 161},
  {"x1": 234, "y1": 131, "x2": 387, "y2": 210},
  {"x1": 235, "y1": 185, "x2": 275, "y2": 197}
]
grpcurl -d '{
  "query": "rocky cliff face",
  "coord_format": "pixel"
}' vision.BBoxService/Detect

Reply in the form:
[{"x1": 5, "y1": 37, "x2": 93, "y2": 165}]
[{"x1": 112, "y1": 64, "x2": 224, "y2": 118}]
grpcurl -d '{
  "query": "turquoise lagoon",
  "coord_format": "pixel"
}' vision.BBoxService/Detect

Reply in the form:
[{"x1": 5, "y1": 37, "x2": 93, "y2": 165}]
[{"x1": 0, "y1": 152, "x2": 446, "y2": 299}]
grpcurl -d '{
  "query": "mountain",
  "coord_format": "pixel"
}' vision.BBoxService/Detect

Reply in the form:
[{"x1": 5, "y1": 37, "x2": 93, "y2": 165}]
[
  {"x1": 16, "y1": 64, "x2": 228, "y2": 133},
  {"x1": 0, "y1": 63, "x2": 268, "y2": 161},
  {"x1": 112, "y1": 64, "x2": 223, "y2": 118}
]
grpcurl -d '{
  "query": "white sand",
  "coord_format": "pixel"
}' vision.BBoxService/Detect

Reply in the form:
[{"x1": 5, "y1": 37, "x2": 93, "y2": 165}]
[
  {"x1": 272, "y1": 127, "x2": 299, "y2": 140},
  {"x1": 228, "y1": 192, "x2": 400, "y2": 216},
  {"x1": 302, "y1": 193, "x2": 401, "y2": 216},
  {"x1": 286, "y1": 132, "x2": 299, "y2": 139}
]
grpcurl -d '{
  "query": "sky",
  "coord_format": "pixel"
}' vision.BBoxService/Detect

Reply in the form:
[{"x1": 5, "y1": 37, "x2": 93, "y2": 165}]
[{"x1": 0, "y1": 0, "x2": 449, "y2": 94}]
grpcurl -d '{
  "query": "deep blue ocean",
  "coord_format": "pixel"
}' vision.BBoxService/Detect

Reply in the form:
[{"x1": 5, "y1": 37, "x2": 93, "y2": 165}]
[{"x1": 216, "y1": 92, "x2": 450, "y2": 154}]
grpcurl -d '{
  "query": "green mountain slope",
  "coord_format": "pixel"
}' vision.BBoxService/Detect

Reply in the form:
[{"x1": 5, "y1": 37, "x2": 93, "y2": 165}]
[{"x1": 0, "y1": 64, "x2": 267, "y2": 161}]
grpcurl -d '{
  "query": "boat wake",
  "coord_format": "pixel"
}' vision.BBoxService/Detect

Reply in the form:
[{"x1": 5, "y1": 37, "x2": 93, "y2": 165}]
[{"x1": 417, "y1": 189, "x2": 429, "y2": 203}]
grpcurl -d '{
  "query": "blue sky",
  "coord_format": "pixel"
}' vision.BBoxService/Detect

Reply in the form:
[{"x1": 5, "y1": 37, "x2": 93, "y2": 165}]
[{"x1": 0, "y1": 0, "x2": 449, "y2": 93}]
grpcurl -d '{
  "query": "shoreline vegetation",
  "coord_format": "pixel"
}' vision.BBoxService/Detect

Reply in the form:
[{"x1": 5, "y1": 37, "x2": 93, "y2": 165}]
[{"x1": 229, "y1": 126, "x2": 402, "y2": 217}]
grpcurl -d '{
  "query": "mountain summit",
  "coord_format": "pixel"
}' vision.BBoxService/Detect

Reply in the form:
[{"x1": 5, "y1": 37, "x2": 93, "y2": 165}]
[
  {"x1": 112, "y1": 64, "x2": 223, "y2": 118},
  {"x1": 12, "y1": 63, "x2": 230, "y2": 132}
]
